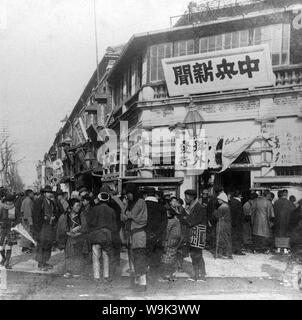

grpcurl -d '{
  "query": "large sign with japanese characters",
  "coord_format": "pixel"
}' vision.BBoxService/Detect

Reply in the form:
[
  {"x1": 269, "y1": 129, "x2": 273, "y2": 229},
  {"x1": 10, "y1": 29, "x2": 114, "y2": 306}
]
[{"x1": 162, "y1": 44, "x2": 275, "y2": 96}]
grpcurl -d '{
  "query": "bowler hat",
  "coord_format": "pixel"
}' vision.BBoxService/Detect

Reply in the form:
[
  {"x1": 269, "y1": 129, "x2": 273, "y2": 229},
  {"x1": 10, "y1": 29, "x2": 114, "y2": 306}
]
[
  {"x1": 144, "y1": 187, "x2": 156, "y2": 196},
  {"x1": 184, "y1": 189, "x2": 197, "y2": 196},
  {"x1": 44, "y1": 185, "x2": 54, "y2": 193}
]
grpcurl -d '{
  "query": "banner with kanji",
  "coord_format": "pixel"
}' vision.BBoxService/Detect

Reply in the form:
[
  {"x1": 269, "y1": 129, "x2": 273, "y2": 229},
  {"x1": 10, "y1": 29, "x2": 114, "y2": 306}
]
[
  {"x1": 74, "y1": 117, "x2": 88, "y2": 144},
  {"x1": 271, "y1": 132, "x2": 302, "y2": 166},
  {"x1": 162, "y1": 44, "x2": 275, "y2": 96},
  {"x1": 175, "y1": 129, "x2": 208, "y2": 172}
]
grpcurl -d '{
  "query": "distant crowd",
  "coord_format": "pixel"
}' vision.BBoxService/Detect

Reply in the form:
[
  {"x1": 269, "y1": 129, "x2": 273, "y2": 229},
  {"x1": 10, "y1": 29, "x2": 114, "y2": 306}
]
[{"x1": 0, "y1": 184, "x2": 301, "y2": 292}]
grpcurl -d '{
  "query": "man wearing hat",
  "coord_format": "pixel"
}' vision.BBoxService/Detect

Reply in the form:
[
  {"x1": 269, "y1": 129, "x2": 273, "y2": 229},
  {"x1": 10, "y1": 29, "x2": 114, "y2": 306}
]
[
  {"x1": 145, "y1": 187, "x2": 167, "y2": 278},
  {"x1": 122, "y1": 183, "x2": 148, "y2": 292},
  {"x1": 87, "y1": 187, "x2": 117, "y2": 282},
  {"x1": 34, "y1": 185, "x2": 57, "y2": 271},
  {"x1": 56, "y1": 189, "x2": 69, "y2": 213},
  {"x1": 183, "y1": 189, "x2": 207, "y2": 282},
  {"x1": 104, "y1": 185, "x2": 123, "y2": 278},
  {"x1": 78, "y1": 186, "x2": 89, "y2": 199}
]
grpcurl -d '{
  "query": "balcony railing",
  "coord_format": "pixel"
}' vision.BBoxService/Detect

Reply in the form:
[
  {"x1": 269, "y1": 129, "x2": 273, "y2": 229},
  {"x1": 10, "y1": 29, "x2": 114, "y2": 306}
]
[
  {"x1": 147, "y1": 64, "x2": 302, "y2": 101},
  {"x1": 274, "y1": 64, "x2": 302, "y2": 87}
]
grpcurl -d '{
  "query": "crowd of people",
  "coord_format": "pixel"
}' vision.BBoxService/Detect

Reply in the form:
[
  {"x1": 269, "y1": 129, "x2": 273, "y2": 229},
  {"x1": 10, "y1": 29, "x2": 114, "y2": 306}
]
[{"x1": 0, "y1": 184, "x2": 302, "y2": 292}]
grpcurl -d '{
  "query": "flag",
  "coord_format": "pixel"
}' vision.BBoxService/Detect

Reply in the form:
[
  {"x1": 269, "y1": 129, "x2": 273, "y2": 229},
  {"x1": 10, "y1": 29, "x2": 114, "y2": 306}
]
[{"x1": 11, "y1": 224, "x2": 37, "y2": 246}]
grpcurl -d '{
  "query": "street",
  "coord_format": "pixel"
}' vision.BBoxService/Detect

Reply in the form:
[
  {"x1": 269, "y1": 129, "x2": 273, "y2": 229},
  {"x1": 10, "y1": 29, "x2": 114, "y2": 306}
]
[{"x1": 1, "y1": 245, "x2": 302, "y2": 300}]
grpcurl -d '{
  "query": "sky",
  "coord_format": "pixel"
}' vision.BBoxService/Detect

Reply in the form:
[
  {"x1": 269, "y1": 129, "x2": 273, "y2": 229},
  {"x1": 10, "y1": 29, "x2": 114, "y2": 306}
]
[{"x1": 0, "y1": 0, "x2": 190, "y2": 187}]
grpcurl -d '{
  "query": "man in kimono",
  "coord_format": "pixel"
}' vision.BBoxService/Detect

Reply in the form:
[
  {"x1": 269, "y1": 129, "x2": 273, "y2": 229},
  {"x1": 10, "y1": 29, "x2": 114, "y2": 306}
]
[{"x1": 183, "y1": 189, "x2": 207, "y2": 282}]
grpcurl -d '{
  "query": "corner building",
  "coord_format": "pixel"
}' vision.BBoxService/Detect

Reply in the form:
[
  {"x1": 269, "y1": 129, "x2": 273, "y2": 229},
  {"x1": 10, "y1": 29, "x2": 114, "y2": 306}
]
[{"x1": 105, "y1": 0, "x2": 302, "y2": 200}]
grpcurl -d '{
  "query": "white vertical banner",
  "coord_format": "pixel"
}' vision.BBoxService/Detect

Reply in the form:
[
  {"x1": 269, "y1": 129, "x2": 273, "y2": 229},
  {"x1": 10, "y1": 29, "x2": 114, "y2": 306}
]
[{"x1": 175, "y1": 129, "x2": 208, "y2": 173}]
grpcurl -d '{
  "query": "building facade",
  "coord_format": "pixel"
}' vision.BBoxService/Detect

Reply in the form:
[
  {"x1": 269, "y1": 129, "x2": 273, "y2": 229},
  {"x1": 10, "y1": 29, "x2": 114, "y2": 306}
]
[
  {"x1": 105, "y1": 0, "x2": 302, "y2": 200},
  {"x1": 43, "y1": 0, "x2": 302, "y2": 201},
  {"x1": 41, "y1": 46, "x2": 122, "y2": 194}
]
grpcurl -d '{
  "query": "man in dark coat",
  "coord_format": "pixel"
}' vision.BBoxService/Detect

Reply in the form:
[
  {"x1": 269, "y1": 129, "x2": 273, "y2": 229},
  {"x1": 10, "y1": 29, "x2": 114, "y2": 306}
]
[
  {"x1": 183, "y1": 189, "x2": 207, "y2": 282},
  {"x1": 96, "y1": 185, "x2": 122, "y2": 277},
  {"x1": 108, "y1": 190, "x2": 123, "y2": 278},
  {"x1": 289, "y1": 199, "x2": 302, "y2": 250},
  {"x1": 229, "y1": 190, "x2": 245, "y2": 255},
  {"x1": 14, "y1": 192, "x2": 25, "y2": 225},
  {"x1": 145, "y1": 187, "x2": 167, "y2": 277},
  {"x1": 34, "y1": 186, "x2": 57, "y2": 271},
  {"x1": 274, "y1": 189, "x2": 296, "y2": 253},
  {"x1": 32, "y1": 188, "x2": 45, "y2": 241}
]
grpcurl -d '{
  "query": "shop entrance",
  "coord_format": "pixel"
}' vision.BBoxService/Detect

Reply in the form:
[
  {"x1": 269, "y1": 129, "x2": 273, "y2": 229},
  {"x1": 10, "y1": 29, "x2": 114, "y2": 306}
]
[{"x1": 215, "y1": 170, "x2": 251, "y2": 202}]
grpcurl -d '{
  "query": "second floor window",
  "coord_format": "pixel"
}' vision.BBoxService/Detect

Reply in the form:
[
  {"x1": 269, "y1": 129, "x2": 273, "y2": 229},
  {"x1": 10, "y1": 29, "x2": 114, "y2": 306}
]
[
  {"x1": 199, "y1": 23, "x2": 290, "y2": 66},
  {"x1": 253, "y1": 24, "x2": 290, "y2": 66},
  {"x1": 174, "y1": 39, "x2": 195, "y2": 57},
  {"x1": 150, "y1": 43, "x2": 172, "y2": 82}
]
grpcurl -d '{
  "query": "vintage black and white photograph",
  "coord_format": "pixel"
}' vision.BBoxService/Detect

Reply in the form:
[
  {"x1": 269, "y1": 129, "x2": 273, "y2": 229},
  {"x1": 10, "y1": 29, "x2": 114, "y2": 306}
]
[{"x1": 0, "y1": 0, "x2": 302, "y2": 302}]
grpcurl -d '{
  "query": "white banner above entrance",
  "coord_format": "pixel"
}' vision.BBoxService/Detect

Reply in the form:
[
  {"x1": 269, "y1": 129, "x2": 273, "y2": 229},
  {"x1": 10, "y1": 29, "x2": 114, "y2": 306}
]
[{"x1": 162, "y1": 44, "x2": 275, "y2": 96}]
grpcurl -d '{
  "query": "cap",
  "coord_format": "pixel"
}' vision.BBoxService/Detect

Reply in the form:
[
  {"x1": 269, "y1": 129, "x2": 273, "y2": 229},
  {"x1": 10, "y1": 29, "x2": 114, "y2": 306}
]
[{"x1": 78, "y1": 186, "x2": 89, "y2": 194}]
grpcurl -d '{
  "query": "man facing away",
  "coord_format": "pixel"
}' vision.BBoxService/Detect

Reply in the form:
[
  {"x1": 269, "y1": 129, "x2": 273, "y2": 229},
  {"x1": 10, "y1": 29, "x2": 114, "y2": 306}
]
[
  {"x1": 229, "y1": 190, "x2": 245, "y2": 255},
  {"x1": 87, "y1": 188, "x2": 117, "y2": 283},
  {"x1": 183, "y1": 189, "x2": 207, "y2": 282},
  {"x1": 251, "y1": 189, "x2": 275, "y2": 253},
  {"x1": 145, "y1": 187, "x2": 167, "y2": 278},
  {"x1": 242, "y1": 192, "x2": 258, "y2": 251},
  {"x1": 20, "y1": 189, "x2": 35, "y2": 253},
  {"x1": 274, "y1": 189, "x2": 296, "y2": 254}
]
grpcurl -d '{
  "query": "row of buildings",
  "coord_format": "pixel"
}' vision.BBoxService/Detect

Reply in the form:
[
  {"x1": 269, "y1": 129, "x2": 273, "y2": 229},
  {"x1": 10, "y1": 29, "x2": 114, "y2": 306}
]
[{"x1": 39, "y1": 0, "x2": 302, "y2": 201}]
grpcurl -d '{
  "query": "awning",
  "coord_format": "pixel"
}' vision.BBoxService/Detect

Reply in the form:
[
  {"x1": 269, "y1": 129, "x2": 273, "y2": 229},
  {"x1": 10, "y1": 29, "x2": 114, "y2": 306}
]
[
  {"x1": 253, "y1": 176, "x2": 302, "y2": 184},
  {"x1": 123, "y1": 177, "x2": 184, "y2": 185}
]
